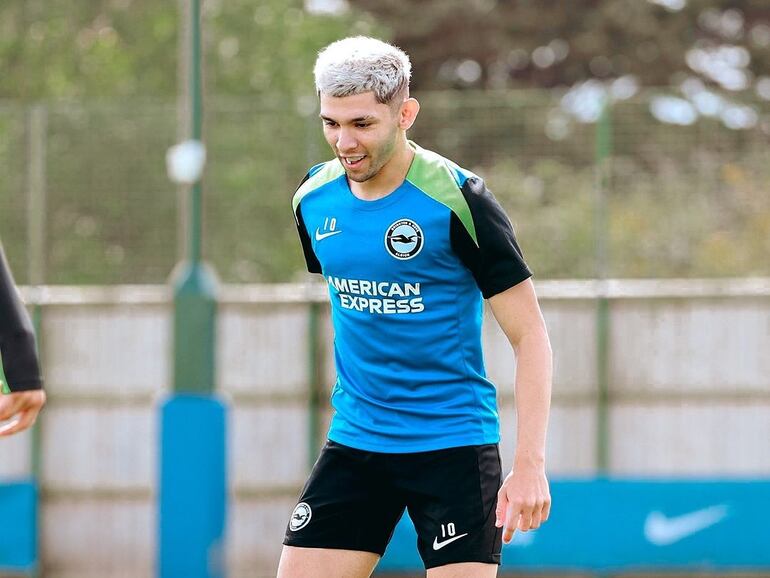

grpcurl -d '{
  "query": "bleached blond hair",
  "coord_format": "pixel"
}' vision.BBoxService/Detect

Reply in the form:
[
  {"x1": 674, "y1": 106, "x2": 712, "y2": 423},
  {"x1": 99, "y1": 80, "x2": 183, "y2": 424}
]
[{"x1": 314, "y1": 36, "x2": 411, "y2": 105}]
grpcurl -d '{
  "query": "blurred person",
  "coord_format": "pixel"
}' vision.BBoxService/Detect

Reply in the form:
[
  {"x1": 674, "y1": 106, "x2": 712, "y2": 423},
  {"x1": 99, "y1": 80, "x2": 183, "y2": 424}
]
[
  {"x1": 0, "y1": 243, "x2": 45, "y2": 436},
  {"x1": 279, "y1": 37, "x2": 552, "y2": 578}
]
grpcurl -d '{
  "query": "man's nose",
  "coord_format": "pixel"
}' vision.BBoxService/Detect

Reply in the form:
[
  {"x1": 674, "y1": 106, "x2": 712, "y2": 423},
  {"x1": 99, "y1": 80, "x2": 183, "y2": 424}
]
[{"x1": 336, "y1": 128, "x2": 357, "y2": 152}]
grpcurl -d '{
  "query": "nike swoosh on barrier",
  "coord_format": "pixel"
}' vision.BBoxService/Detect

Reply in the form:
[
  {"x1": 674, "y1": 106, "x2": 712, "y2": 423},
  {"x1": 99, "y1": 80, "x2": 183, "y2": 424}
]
[
  {"x1": 315, "y1": 229, "x2": 343, "y2": 241},
  {"x1": 432, "y1": 533, "x2": 469, "y2": 550},
  {"x1": 644, "y1": 504, "x2": 730, "y2": 546}
]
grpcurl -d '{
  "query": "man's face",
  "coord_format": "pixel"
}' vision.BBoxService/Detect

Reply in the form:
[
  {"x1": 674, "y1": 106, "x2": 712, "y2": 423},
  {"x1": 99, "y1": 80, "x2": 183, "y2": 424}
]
[{"x1": 319, "y1": 91, "x2": 402, "y2": 183}]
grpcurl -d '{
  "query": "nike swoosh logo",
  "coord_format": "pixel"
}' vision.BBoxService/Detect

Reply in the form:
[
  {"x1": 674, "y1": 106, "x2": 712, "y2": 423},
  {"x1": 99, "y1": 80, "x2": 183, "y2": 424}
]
[
  {"x1": 432, "y1": 533, "x2": 468, "y2": 550},
  {"x1": 644, "y1": 504, "x2": 729, "y2": 546},
  {"x1": 315, "y1": 229, "x2": 343, "y2": 241}
]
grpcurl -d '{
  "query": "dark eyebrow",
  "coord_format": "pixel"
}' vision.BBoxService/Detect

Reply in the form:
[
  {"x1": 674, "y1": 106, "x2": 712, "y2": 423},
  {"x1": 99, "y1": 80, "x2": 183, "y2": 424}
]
[{"x1": 319, "y1": 114, "x2": 378, "y2": 123}]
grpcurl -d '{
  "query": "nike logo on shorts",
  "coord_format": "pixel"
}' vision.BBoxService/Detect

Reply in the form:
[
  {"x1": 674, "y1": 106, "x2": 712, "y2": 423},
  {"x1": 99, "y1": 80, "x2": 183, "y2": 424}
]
[{"x1": 432, "y1": 532, "x2": 469, "y2": 550}]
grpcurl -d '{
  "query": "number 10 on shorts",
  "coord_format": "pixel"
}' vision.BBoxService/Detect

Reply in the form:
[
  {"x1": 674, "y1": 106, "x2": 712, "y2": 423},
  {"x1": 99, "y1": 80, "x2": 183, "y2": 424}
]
[{"x1": 440, "y1": 523, "x2": 457, "y2": 538}]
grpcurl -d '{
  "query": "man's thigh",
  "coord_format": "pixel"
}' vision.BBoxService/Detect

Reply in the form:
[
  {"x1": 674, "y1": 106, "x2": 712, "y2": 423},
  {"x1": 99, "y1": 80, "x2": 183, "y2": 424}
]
[
  {"x1": 277, "y1": 546, "x2": 379, "y2": 578},
  {"x1": 427, "y1": 561, "x2": 498, "y2": 578}
]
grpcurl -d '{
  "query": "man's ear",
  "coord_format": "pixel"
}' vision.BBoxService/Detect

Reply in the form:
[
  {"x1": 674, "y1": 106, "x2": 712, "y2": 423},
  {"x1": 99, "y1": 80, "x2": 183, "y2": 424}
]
[{"x1": 399, "y1": 98, "x2": 420, "y2": 130}]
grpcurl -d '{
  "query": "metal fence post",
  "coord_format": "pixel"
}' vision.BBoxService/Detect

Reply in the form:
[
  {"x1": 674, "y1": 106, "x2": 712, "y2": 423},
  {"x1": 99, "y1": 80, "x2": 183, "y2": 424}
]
[
  {"x1": 307, "y1": 300, "x2": 322, "y2": 470},
  {"x1": 26, "y1": 102, "x2": 48, "y2": 578},
  {"x1": 159, "y1": 1, "x2": 226, "y2": 577},
  {"x1": 595, "y1": 97, "x2": 612, "y2": 475}
]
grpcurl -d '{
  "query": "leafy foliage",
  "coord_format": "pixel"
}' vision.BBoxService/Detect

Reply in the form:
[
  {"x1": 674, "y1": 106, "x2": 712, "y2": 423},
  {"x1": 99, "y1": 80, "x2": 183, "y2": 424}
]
[
  {"x1": 0, "y1": 1, "x2": 767, "y2": 283},
  {"x1": 349, "y1": 0, "x2": 770, "y2": 95}
]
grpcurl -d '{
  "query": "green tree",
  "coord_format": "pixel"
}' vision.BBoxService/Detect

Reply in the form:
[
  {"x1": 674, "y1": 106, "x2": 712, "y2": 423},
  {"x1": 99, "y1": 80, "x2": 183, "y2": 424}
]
[
  {"x1": 349, "y1": 0, "x2": 770, "y2": 95},
  {"x1": 0, "y1": 0, "x2": 177, "y2": 99}
]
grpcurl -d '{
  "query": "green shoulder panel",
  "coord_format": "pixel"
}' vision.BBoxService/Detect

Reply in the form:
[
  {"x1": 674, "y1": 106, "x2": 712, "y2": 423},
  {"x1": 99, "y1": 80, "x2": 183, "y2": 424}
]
[
  {"x1": 292, "y1": 160, "x2": 345, "y2": 214},
  {"x1": 405, "y1": 143, "x2": 478, "y2": 246},
  {"x1": 0, "y1": 353, "x2": 8, "y2": 393}
]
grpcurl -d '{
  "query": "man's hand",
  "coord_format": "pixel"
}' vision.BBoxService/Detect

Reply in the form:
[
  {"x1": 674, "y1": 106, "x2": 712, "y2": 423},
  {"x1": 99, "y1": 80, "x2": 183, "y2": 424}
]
[
  {"x1": 495, "y1": 460, "x2": 551, "y2": 543},
  {"x1": 0, "y1": 390, "x2": 46, "y2": 436}
]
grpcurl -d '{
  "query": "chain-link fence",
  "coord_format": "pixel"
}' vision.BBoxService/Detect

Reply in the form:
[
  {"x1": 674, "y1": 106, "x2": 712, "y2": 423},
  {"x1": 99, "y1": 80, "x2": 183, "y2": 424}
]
[{"x1": 1, "y1": 90, "x2": 768, "y2": 285}]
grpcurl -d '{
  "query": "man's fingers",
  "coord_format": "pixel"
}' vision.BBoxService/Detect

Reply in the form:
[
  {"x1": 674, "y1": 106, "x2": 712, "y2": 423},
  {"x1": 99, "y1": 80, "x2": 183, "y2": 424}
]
[
  {"x1": 517, "y1": 503, "x2": 534, "y2": 531},
  {"x1": 0, "y1": 418, "x2": 22, "y2": 436},
  {"x1": 0, "y1": 392, "x2": 45, "y2": 436},
  {"x1": 529, "y1": 507, "x2": 543, "y2": 530},
  {"x1": 541, "y1": 496, "x2": 552, "y2": 523},
  {"x1": 0, "y1": 408, "x2": 37, "y2": 436},
  {"x1": 497, "y1": 470, "x2": 552, "y2": 541},
  {"x1": 495, "y1": 489, "x2": 507, "y2": 528},
  {"x1": 0, "y1": 391, "x2": 45, "y2": 421},
  {"x1": 502, "y1": 501, "x2": 518, "y2": 543},
  {"x1": 0, "y1": 397, "x2": 24, "y2": 421}
]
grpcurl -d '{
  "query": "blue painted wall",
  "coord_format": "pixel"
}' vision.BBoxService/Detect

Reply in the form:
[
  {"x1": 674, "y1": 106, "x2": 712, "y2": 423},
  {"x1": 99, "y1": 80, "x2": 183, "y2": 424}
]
[
  {"x1": 380, "y1": 479, "x2": 770, "y2": 572},
  {"x1": 5, "y1": 476, "x2": 769, "y2": 574},
  {"x1": 158, "y1": 395, "x2": 227, "y2": 578},
  {"x1": 0, "y1": 481, "x2": 37, "y2": 573}
]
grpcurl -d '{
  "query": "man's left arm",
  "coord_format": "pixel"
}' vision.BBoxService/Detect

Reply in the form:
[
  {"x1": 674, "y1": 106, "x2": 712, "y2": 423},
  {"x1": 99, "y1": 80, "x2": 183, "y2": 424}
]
[{"x1": 489, "y1": 278, "x2": 552, "y2": 544}]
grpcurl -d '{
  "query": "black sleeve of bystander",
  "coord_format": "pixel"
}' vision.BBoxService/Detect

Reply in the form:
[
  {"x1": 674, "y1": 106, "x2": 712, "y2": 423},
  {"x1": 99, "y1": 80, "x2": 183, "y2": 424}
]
[{"x1": 0, "y1": 244, "x2": 43, "y2": 392}]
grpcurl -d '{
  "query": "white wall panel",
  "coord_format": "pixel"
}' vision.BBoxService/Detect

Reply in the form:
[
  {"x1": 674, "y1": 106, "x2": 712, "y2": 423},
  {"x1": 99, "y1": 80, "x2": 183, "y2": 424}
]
[
  {"x1": 320, "y1": 309, "x2": 336, "y2": 392},
  {"x1": 487, "y1": 302, "x2": 597, "y2": 397},
  {"x1": 42, "y1": 499, "x2": 154, "y2": 574},
  {"x1": 42, "y1": 405, "x2": 155, "y2": 488},
  {"x1": 219, "y1": 304, "x2": 308, "y2": 394},
  {"x1": 230, "y1": 404, "x2": 308, "y2": 488},
  {"x1": 42, "y1": 304, "x2": 169, "y2": 393},
  {"x1": 17, "y1": 282, "x2": 770, "y2": 578},
  {"x1": 0, "y1": 429, "x2": 31, "y2": 478},
  {"x1": 610, "y1": 299, "x2": 770, "y2": 393},
  {"x1": 610, "y1": 402, "x2": 770, "y2": 475},
  {"x1": 541, "y1": 301, "x2": 598, "y2": 395},
  {"x1": 228, "y1": 497, "x2": 296, "y2": 578},
  {"x1": 499, "y1": 404, "x2": 597, "y2": 476}
]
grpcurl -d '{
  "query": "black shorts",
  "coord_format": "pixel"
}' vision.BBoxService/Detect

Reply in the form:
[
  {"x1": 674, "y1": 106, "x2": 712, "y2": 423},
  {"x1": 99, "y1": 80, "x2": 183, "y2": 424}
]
[{"x1": 283, "y1": 440, "x2": 503, "y2": 569}]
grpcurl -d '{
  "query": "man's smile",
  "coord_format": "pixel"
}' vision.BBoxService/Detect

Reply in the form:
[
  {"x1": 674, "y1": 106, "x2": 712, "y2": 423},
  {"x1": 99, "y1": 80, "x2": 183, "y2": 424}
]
[{"x1": 341, "y1": 155, "x2": 366, "y2": 167}]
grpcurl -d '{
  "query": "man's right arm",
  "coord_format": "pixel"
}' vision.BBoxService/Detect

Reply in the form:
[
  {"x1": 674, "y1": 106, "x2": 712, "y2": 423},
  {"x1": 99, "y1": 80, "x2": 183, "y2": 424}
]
[
  {"x1": 0, "y1": 245, "x2": 43, "y2": 393},
  {"x1": 0, "y1": 244, "x2": 46, "y2": 437}
]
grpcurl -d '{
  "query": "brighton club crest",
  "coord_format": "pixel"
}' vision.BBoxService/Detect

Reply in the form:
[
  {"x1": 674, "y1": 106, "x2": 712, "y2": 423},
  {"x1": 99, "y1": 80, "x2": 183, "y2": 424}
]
[
  {"x1": 385, "y1": 219, "x2": 424, "y2": 260},
  {"x1": 289, "y1": 502, "x2": 312, "y2": 531}
]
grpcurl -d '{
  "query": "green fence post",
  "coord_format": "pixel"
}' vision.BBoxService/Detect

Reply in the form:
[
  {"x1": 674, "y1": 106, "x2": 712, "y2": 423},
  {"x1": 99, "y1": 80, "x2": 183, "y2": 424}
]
[
  {"x1": 304, "y1": 109, "x2": 323, "y2": 471},
  {"x1": 159, "y1": 1, "x2": 226, "y2": 576},
  {"x1": 168, "y1": 0, "x2": 217, "y2": 397},
  {"x1": 595, "y1": 97, "x2": 612, "y2": 476},
  {"x1": 26, "y1": 102, "x2": 48, "y2": 578},
  {"x1": 307, "y1": 301, "x2": 321, "y2": 470},
  {"x1": 169, "y1": 0, "x2": 217, "y2": 396}
]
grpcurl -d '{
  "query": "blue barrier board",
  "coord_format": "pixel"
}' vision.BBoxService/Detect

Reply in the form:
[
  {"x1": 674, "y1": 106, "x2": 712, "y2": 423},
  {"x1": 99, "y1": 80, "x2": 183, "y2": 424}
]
[
  {"x1": 380, "y1": 479, "x2": 770, "y2": 572},
  {"x1": 0, "y1": 480, "x2": 37, "y2": 572},
  {"x1": 159, "y1": 394, "x2": 227, "y2": 578}
]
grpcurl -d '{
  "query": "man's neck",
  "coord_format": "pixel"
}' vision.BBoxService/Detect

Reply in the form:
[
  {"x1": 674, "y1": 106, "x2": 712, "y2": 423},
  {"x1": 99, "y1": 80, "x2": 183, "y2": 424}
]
[{"x1": 349, "y1": 139, "x2": 415, "y2": 201}]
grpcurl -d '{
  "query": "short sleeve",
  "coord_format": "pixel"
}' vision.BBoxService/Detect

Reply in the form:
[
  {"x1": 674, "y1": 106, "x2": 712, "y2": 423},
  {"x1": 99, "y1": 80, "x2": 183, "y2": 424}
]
[
  {"x1": 292, "y1": 172, "x2": 322, "y2": 277},
  {"x1": 450, "y1": 176, "x2": 532, "y2": 298},
  {"x1": 295, "y1": 204, "x2": 322, "y2": 274}
]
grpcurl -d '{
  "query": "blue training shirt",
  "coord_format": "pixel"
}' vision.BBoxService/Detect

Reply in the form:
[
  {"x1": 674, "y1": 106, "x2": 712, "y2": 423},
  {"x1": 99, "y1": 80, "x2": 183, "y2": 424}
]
[{"x1": 292, "y1": 142, "x2": 531, "y2": 453}]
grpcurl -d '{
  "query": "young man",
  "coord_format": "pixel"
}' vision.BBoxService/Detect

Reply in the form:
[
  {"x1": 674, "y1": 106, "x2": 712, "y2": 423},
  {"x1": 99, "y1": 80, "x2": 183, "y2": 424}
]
[
  {"x1": 280, "y1": 37, "x2": 552, "y2": 578},
  {"x1": 0, "y1": 244, "x2": 45, "y2": 437}
]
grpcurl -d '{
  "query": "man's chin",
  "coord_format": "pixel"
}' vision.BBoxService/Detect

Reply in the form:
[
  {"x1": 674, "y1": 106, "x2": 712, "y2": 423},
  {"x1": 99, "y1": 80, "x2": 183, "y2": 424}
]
[{"x1": 344, "y1": 168, "x2": 375, "y2": 183}]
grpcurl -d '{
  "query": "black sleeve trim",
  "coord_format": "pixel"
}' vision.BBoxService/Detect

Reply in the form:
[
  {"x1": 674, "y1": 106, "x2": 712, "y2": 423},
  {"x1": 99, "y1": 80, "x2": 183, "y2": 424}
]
[
  {"x1": 0, "y1": 247, "x2": 44, "y2": 391},
  {"x1": 295, "y1": 204, "x2": 322, "y2": 274},
  {"x1": 450, "y1": 176, "x2": 532, "y2": 299}
]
